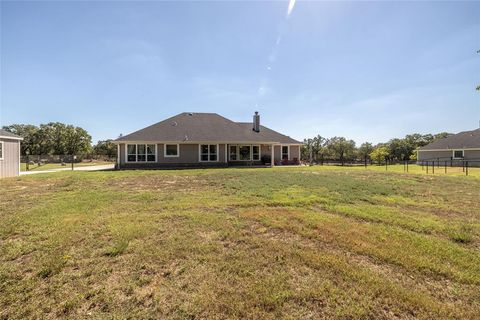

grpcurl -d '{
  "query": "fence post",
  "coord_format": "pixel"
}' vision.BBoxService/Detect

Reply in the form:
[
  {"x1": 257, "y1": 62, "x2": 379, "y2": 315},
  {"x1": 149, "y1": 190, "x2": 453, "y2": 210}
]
[
  {"x1": 437, "y1": 158, "x2": 440, "y2": 168},
  {"x1": 406, "y1": 161, "x2": 409, "y2": 173},
  {"x1": 426, "y1": 161, "x2": 429, "y2": 174},
  {"x1": 462, "y1": 161, "x2": 465, "y2": 173},
  {"x1": 444, "y1": 161, "x2": 447, "y2": 174},
  {"x1": 385, "y1": 159, "x2": 388, "y2": 171},
  {"x1": 432, "y1": 161, "x2": 435, "y2": 174},
  {"x1": 466, "y1": 161, "x2": 469, "y2": 176}
]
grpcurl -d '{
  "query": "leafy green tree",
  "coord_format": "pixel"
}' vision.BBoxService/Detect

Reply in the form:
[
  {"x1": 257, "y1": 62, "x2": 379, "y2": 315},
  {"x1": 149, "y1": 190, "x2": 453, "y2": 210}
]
[
  {"x1": 64, "y1": 126, "x2": 92, "y2": 155},
  {"x1": 3, "y1": 122, "x2": 92, "y2": 155},
  {"x1": 94, "y1": 140, "x2": 117, "y2": 158},
  {"x1": 358, "y1": 142, "x2": 373, "y2": 164},
  {"x1": 2, "y1": 124, "x2": 39, "y2": 155},
  {"x1": 370, "y1": 146, "x2": 389, "y2": 164},
  {"x1": 326, "y1": 137, "x2": 356, "y2": 165}
]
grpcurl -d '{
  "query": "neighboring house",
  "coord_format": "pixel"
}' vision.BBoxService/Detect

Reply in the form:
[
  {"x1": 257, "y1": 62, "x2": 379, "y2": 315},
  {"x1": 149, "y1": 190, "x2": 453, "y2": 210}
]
[
  {"x1": 0, "y1": 129, "x2": 23, "y2": 178},
  {"x1": 114, "y1": 112, "x2": 302, "y2": 169},
  {"x1": 417, "y1": 128, "x2": 480, "y2": 166}
]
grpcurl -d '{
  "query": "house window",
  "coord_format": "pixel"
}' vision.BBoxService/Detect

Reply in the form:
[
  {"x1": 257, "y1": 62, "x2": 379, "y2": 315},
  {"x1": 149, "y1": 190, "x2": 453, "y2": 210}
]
[
  {"x1": 229, "y1": 144, "x2": 260, "y2": 161},
  {"x1": 200, "y1": 144, "x2": 218, "y2": 162},
  {"x1": 229, "y1": 145, "x2": 237, "y2": 161},
  {"x1": 453, "y1": 150, "x2": 464, "y2": 159},
  {"x1": 252, "y1": 145, "x2": 260, "y2": 161},
  {"x1": 165, "y1": 144, "x2": 179, "y2": 157},
  {"x1": 0, "y1": 141, "x2": 3, "y2": 160},
  {"x1": 147, "y1": 144, "x2": 156, "y2": 161},
  {"x1": 127, "y1": 144, "x2": 136, "y2": 162},
  {"x1": 282, "y1": 146, "x2": 289, "y2": 160},
  {"x1": 239, "y1": 145, "x2": 251, "y2": 160},
  {"x1": 127, "y1": 144, "x2": 157, "y2": 162},
  {"x1": 137, "y1": 144, "x2": 146, "y2": 162}
]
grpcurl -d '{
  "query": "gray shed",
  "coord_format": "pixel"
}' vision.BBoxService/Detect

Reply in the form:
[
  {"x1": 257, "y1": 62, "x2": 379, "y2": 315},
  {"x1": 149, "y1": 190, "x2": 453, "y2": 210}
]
[{"x1": 0, "y1": 129, "x2": 23, "y2": 178}]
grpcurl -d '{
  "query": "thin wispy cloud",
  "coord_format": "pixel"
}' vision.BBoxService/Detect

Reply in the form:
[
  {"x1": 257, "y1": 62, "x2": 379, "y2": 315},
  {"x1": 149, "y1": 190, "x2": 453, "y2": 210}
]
[
  {"x1": 256, "y1": 0, "x2": 298, "y2": 101},
  {"x1": 287, "y1": 0, "x2": 296, "y2": 18}
]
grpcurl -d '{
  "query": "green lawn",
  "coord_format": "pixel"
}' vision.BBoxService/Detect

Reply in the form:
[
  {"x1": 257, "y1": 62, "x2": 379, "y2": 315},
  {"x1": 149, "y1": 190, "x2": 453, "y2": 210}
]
[
  {"x1": 20, "y1": 160, "x2": 113, "y2": 172},
  {"x1": 1, "y1": 167, "x2": 479, "y2": 319}
]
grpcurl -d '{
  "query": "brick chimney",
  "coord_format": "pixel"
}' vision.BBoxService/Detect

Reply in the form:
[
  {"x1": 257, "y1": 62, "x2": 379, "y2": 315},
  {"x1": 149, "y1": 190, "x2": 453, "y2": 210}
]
[{"x1": 253, "y1": 111, "x2": 260, "y2": 132}]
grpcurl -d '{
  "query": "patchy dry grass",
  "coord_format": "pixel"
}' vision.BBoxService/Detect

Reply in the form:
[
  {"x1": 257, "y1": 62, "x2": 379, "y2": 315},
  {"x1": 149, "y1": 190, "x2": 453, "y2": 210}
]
[{"x1": 0, "y1": 167, "x2": 479, "y2": 319}]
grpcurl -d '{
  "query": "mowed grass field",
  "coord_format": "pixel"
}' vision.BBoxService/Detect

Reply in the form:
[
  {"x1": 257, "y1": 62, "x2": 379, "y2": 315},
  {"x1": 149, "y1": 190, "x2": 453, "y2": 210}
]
[{"x1": 1, "y1": 167, "x2": 479, "y2": 319}]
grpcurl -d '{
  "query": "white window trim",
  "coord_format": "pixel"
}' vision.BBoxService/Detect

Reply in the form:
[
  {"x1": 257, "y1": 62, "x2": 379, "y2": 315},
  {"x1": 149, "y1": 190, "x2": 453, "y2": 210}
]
[
  {"x1": 452, "y1": 149, "x2": 464, "y2": 160},
  {"x1": 0, "y1": 141, "x2": 3, "y2": 160},
  {"x1": 125, "y1": 143, "x2": 157, "y2": 163},
  {"x1": 281, "y1": 145, "x2": 290, "y2": 161},
  {"x1": 164, "y1": 144, "x2": 180, "y2": 158},
  {"x1": 199, "y1": 144, "x2": 219, "y2": 162}
]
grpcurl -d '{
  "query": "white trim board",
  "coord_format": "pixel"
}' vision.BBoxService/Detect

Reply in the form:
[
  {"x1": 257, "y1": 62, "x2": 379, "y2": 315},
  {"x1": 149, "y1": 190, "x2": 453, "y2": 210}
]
[
  {"x1": 0, "y1": 135, "x2": 23, "y2": 141},
  {"x1": 418, "y1": 148, "x2": 480, "y2": 152}
]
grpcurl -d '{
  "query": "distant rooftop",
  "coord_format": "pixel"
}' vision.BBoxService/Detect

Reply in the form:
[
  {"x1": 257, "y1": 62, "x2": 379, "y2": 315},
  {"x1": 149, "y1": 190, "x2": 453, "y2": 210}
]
[{"x1": 419, "y1": 128, "x2": 480, "y2": 150}]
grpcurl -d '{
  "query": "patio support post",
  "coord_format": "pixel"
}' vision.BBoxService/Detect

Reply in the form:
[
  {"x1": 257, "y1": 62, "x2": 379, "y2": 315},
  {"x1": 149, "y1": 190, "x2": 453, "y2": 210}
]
[
  {"x1": 271, "y1": 144, "x2": 274, "y2": 167},
  {"x1": 117, "y1": 144, "x2": 121, "y2": 169}
]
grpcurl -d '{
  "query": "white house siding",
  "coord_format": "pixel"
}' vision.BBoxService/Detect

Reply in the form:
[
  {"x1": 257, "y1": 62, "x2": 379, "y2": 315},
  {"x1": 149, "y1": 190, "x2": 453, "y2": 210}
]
[{"x1": 0, "y1": 138, "x2": 21, "y2": 178}]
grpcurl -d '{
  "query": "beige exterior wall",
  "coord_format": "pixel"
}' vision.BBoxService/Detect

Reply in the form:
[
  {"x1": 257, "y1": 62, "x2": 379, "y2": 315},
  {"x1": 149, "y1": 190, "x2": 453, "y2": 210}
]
[
  {"x1": 118, "y1": 143, "x2": 227, "y2": 166},
  {"x1": 117, "y1": 142, "x2": 302, "y2": 168},
  {"x1": 290, "y1": 145, "x2": 300, "y2": 161},
  {"x1": 0, "y1": 138, "x2": 21, "y2": 178},
  {"x1": 418, "y1": 149, "x2": 480, "y2": 167},
  {"x1": 418, "y1": 150, "x2": 480, "y2": 161},
  {"x1": 465, "y1": 150, "x2": 480, "y2": 159},
  {"x1": 417, "y1": 150, "x2": 452, "y2": 161}
]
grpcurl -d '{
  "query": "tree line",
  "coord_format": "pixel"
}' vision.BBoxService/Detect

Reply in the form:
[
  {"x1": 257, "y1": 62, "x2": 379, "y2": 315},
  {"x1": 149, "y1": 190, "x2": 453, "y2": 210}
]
[
  {"x1": 301, "y1": 132, "x2": 450, "y2": 165},
  {"x1": 3, "y1": 122, "x2": 450, "y2": 163},
  {"x1": 2, "y1": 123, "x2": 117, "y2": 157}
]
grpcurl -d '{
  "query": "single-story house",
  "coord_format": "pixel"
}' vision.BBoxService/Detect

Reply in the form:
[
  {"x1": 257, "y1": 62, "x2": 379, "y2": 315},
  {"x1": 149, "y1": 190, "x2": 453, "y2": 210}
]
[
  {"x1": 114, "y1": 112, "x2": 302, "y2": 169},
  {"x1": 417, "y1": 128, "x2": 480, "y2": 166},
  {"x1": 0, "y1": 129, "x2": 23, "y2": 178}
]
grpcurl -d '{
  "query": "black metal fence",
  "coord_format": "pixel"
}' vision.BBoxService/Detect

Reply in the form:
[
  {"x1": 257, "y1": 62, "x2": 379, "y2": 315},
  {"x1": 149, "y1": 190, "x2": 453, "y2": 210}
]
[
  {"x1": 418, "y1": 158, "x2": 480, "y2": 176},
  {"x1": 304, "y1": 158, "x2": 479, "y2": 176}
]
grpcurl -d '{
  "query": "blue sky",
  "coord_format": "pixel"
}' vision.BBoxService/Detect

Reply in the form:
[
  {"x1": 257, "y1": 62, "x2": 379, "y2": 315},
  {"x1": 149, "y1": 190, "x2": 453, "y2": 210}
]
[{"x1": 1, "y1": 0, "x2": 479, "y2": 144}]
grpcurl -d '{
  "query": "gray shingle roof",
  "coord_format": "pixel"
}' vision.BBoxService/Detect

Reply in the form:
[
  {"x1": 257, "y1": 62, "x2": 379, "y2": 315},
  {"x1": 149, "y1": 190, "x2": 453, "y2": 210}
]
[
  {"x1": 115, "y1": 113, "x2": 301, "y2": 144},
  {"x1": 0, "y1": 129, "x2": 23, "y2": 140},
  {"x1": 419, "y1": 129, "x2": 480, "y2": 150}
]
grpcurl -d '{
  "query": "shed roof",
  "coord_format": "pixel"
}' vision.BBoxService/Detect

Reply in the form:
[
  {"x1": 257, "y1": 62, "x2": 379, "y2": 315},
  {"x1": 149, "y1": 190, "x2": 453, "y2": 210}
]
[{"x1": 0, "y1": 129, "x2": 23, "y2": 141}]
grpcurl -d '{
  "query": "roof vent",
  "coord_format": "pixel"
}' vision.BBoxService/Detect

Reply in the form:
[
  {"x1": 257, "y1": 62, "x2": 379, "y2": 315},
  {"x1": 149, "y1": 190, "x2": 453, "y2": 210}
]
[
  {"x1": 184, "y1": 134, "x2": 189, "y2": 141},
  {"x1": 188, "y1": 112, "x2": 193, "y2": 116},
  {"x1": 171, "y1": 121, "x2": 178, "y2": 126}
]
